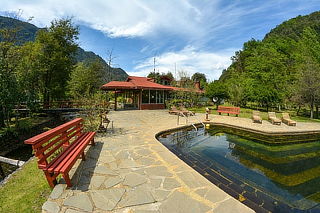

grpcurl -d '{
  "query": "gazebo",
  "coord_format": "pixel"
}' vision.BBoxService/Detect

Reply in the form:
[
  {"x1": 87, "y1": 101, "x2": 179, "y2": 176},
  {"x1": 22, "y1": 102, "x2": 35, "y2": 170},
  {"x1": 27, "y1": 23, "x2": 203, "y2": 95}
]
[{"x1": 101, "y1": 76, "x2": 176, "y2": 110}]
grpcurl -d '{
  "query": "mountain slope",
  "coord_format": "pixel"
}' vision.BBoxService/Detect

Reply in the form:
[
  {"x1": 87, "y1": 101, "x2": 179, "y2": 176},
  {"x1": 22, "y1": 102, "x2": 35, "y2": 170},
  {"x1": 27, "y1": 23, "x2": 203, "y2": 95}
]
[{"x1": 0, "y1": 16, "x2": 128, "y2": 82}]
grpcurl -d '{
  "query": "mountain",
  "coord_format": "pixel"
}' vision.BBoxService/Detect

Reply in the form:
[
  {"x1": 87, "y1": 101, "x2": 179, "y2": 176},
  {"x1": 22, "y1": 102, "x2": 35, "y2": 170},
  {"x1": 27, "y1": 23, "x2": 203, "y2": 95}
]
[{"x1": 0, "y1": 16, "x2": 128, "y2": 82}]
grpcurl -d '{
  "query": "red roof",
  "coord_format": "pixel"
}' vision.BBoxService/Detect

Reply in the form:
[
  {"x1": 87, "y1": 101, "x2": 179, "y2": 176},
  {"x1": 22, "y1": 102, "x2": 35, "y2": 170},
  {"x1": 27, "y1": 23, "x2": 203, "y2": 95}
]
[{"x1": 101, "y1": 76, "x2": 174, "y2": 90}]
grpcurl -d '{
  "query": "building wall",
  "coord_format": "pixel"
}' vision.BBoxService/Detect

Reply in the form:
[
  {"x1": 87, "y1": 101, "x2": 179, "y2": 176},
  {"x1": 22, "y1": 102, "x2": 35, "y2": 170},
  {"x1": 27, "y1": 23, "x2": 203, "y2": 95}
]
[{"x1": 140, "y1": 103, "x2": 165, "y2": 110}]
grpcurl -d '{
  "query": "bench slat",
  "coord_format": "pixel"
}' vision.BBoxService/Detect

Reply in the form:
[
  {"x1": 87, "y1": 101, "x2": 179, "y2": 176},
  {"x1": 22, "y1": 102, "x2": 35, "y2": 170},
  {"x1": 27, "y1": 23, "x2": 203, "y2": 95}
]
[
  {"x1": 25, "y1": 118, "x2": 83, "y2": 145},
  {"x1": 45, "y1": 132, "x2": 90, "y2": 172},
  {"x1": 217, "y1": 106, "x2": 240, "y2": 115},
  {"x1": 35, "y1": 126, "x2": 83, "y2": 157},
  {"x1": 58, "y1": 132, "x2": 95, "y2": 173}
]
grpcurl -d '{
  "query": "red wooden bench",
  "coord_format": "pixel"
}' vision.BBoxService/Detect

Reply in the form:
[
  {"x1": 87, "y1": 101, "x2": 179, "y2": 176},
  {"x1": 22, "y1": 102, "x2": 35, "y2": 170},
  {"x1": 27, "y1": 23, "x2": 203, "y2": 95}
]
[
  {"x1": 24, "y1": 118, "x2": 95, "y2": 188},
  {"x1": 217, "y1": 106, "x2": 240, "y2": 116}
]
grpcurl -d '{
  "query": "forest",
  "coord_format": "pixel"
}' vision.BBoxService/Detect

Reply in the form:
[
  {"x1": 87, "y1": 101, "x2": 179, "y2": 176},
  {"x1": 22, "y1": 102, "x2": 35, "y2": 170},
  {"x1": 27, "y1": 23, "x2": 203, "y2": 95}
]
[
  {"x1": 205, "y1": 11, "x2": 320, "y2": 119},
  {"x1": 0, "y1": 15, "x2": 126, "y2": 129}
]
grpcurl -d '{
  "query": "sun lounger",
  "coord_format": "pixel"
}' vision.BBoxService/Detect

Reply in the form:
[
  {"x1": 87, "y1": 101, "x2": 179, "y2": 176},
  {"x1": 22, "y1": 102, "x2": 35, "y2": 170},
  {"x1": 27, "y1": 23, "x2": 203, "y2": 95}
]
[
  {"x1": 169, "y1": 106, "x2": 180, "y2": 115},
  {"x1": 268, "y1": 112, "x2": 281, "y2": 125},
  {"x1": 180, "y1": 106, "x2": 195, "y2": 116},
  {"x1": 252, "y1": 111, "x2": 262, "y2": 123},
  {"x1": 282, "y1": 113, "x2": 297, "y2": 126}
]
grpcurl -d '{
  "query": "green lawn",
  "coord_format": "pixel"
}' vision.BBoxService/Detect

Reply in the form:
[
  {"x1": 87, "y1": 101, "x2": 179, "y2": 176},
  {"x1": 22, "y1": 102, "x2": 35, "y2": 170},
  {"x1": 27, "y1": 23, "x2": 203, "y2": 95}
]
[
  {"x1": 188, "y1": 106, "x2": 320, "y2": 123},
  {"x1": 0, "y1": 158, "x2": 51, "y2": 213}
]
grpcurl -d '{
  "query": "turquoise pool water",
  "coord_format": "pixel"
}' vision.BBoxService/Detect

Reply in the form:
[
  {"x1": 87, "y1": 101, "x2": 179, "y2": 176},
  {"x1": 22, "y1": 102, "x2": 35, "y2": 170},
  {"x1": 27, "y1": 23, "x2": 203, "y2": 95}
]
[{"x1": 157, "y1": 126, "x2": 320, "y2": 212}]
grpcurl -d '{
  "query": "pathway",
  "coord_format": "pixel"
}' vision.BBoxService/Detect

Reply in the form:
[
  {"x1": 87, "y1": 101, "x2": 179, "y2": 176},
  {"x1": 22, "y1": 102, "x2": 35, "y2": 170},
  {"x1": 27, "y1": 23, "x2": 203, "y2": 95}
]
[{"x1": 42, "y1": 110, "x2": 320, "y2": 213}]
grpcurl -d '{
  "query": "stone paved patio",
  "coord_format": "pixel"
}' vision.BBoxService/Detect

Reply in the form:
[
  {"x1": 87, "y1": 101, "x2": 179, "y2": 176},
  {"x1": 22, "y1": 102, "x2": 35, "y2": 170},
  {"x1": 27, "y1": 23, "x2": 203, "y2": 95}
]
[{"x1": 42, "y1": 110, "x2": 320, "y2": 213}]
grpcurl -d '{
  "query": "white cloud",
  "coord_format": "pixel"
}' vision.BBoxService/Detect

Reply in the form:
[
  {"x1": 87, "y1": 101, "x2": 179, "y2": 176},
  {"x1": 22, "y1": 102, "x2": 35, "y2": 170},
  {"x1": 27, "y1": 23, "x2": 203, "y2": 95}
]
[
  {"x1": 128, "y1": 46, "x2": 234, "y2": 81},
  {"x1": 0, "y1": 0, "x2": 203, "y2": 38}
]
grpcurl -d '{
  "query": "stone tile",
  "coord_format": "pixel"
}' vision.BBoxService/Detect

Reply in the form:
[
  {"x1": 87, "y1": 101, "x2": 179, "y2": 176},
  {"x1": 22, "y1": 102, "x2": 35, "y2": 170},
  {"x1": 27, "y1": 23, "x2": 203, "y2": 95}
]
[
  {"x1": 177, "y1": 171, "x2": 204, "y2": 188},
  {"x1": 104, "y1": 176, "x2": 123, "y2": 188},
  {"x1": 115, "y1": 150, "x2": 129, "y2": 160},
  {"x1": 94, "y1": 165, "x2": 118, "y2": 175},
  {"x1": 195, "y1": 188, "x2": 208, "y2": 197},
  {"x1": 123, "y1": 173, "x2": 147, "y2": 187},
  {"x1": 149, "y1": 178, "x2": 162, "y2": 188},
  {"x1": 49, "y1": 184, "x2": 65, "y2": 199},
  {"x1": 98, "y1": 155, "x2": 116, "y2": 163},
  {"x1": 137, "y1": 157, "x2": 156, "y2": 166},
  {"x1": 90, "y1": 188, "x2": 125, "y2": 211},
  {"x1": 118, "y1": 159, "x2": 141, "y2": 169},
  {"x1": 205, "y1": 188, "x2": 229, "y2": 203},
  {"x1": 65, "y1": 209, "x2": 86, "y2": 213},
  {"x1": 82, "y1": 158, "x2": 97, "y2": 169},
  {"x1": 152, "y1": 189, "x2": 171, "y2": 201},
  {"x1": 144, "y1": 166, "x2": 172, "y2": 177},
  {"x1": 63, "y1": 194, "x2": 93, "y2": 212},
  {"x1": 89, "y1": 176, "x2": 105, "y2": 189},
  {"x1": 162, "y1": 178, "x2": 181, "y2": 190},
  {"x1": 213, "y1": 197, "x2": 254, "y2": 213},
  {"x1": 118, "y1": 188, "x2": 155, "y2": 208},
  {"x1": 159, "y1": 191, "x2": 211, "y2": 213},
  {"x1": 136, "y1": 149, "x2": 152, "y2": 156},
  {"x1": 42, "y1": 201, "x2": 60, "y2": 213}
]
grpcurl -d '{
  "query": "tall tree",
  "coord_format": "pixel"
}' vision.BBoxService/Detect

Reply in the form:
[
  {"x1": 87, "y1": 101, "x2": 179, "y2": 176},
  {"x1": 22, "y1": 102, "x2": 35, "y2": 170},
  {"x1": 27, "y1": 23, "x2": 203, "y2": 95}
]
[
  {"x1": 35, "y1": 18, "x2": 79, "y2": 106},
  {"x1": 205, "y1": 80, "x2": 229, "y2": 108},
  {"x1": 0, "y1": 13, "x2": 24, "y2": 127},
  {"x1": 295, "y1": 27, "x2": 320, "y2": 118},
  {"x1": 68, "y1": 60, "x2": 105, "y2": 98}
]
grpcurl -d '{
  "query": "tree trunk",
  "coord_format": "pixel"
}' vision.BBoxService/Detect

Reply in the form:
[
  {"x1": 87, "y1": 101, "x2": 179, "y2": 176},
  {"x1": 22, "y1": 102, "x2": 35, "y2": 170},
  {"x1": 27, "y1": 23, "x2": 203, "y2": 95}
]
[
  {"x1": 297, "y1": 105, "x2": 301, "y2": 116},
  {"x1": 310, "y1": 101, "x2": 314, "y2": 119},
  {"x1": 316, "y1": 105, "x2": 319, "y2": 119},
  {"x1": 0, "y1": 107, "x2": 5, "y2": 128}
]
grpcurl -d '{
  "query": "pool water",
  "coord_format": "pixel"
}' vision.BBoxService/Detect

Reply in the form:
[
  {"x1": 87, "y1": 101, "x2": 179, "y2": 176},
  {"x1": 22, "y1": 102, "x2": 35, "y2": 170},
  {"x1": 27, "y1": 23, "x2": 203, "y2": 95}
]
[{"x1": 157, "y1": 126, "x2": 320, "y2": 212}]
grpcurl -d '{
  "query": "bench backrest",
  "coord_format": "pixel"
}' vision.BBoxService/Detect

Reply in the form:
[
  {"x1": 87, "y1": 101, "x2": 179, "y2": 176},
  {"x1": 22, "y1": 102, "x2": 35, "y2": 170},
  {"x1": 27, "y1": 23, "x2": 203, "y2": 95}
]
[
  {"x1": 217, "y1": 106, "x2": 240, "y2": 113},
  {"x1": 268, "y1": 112, "x2": 277, "y2": 118},
  {"x1": 25, "y1": 118, "x2": 84, "y2": 169}
]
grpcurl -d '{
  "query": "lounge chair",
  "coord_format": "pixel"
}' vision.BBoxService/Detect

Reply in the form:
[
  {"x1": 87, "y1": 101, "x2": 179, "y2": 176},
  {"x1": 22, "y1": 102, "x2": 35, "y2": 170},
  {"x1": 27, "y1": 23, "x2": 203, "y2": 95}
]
[
  {"x1": 252, "y1": 111, "x2": 262, "y2": 123},
  {"x1": 268, "y1": 112, "x2": 281, "y2": 125},
  {"x1": 169, "y1": 106, "x2": 180, "y2": 115},
  {"x1": 180, "y1": 106, "x2": 195, "y2": 116},
  {"x1": 282, "y1": 113, "x2": 297, "y2": 126}
]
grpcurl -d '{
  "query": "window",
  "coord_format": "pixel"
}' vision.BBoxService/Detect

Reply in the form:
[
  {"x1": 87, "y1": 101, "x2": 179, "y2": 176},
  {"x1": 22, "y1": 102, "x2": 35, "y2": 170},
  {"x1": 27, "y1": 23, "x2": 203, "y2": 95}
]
[
  {"x1": 157, "y1": 90, "x2": 164, "y2": 103},
  {"x1": 150, "y1": 90, "x2": 156, "y2": 103},
  {"x1": 142, "y1": 90, "x2": 149, "y2": 104}
]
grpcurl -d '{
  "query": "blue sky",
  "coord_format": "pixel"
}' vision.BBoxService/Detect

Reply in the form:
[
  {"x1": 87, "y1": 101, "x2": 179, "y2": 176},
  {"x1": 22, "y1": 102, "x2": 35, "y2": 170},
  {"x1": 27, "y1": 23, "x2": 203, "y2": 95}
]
[{"x1": 1, "y1": 0, "x2": 320, "y2": 80}]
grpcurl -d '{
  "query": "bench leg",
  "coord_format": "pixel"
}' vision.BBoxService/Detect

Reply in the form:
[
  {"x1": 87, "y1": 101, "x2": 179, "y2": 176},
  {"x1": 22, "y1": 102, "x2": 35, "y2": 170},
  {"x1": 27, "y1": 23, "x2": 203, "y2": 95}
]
[
  {"x1": 63, "y1": 173, "x2": 72, "y2": 187},
  {"x1": 81, "y1": 152, "x2": 86, "y2": 161},
  {"x1": 91, "y1": 138, "x2": 95, "y2": 146},
  {"x1": 44, "y1": 171, "x2": 57, "y2": 188}
]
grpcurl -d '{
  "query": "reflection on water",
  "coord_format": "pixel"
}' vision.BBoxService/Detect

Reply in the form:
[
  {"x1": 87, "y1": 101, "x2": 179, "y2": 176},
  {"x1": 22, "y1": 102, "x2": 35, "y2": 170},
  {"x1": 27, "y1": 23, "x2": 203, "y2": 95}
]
[{"x1": 158, "y1": 126, "x2": 320, "y2": 212}]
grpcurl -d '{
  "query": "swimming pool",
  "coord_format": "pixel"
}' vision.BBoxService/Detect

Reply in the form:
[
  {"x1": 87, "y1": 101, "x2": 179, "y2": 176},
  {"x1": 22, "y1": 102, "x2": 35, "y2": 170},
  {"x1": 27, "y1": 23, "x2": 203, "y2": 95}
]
[{"x1": 157, "y1": 125, "x2": 320, "y2": 212}]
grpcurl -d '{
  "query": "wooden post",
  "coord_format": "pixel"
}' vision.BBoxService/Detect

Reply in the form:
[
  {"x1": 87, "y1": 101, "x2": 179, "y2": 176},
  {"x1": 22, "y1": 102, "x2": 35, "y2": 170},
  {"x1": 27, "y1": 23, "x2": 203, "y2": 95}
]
[
  {"x1": 114, "y1": 91, "x2": 117, "y2": 111},
  {"x1": 139, "y1": 90, "x2": 142, "y2": 110}
]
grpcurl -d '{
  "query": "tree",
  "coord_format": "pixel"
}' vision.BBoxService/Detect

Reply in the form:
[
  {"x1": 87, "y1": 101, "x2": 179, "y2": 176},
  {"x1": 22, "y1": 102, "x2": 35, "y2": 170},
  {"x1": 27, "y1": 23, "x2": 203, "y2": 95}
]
[
  {"x1": 34, "y1": 18, "x2": 79, "y2": 106},
  {"x1": 0, "y1": 12, "x2": 25, "y2": 127},
  {"x1": 191, "y1": 72, "x2": 206, "y2": 83},
  {"x1": 147, "y1": 72, "x2": 161, "y2": 83},
  {"x1": 295, "y1": 27, "x2": 320, "y2": 118},
  {"x1": 205, "y1": 80, "x2": 229, "y2": 108},
  {"x1": 68, "y1": 60, "x2": 105, "y2": 98}
]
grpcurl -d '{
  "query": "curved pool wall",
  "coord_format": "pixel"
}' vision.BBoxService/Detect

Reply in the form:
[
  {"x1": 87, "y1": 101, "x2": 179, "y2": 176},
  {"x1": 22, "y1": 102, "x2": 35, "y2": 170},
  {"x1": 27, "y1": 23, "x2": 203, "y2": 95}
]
[{"x1": 156, "y1": 123, "x2": 320, "y2": 213}]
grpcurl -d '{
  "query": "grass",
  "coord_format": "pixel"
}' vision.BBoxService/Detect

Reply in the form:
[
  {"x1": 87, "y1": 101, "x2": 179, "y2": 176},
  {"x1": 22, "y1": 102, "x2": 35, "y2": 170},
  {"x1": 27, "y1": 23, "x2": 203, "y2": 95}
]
[
  {"x1": 188, "y1": 106, "x2": 320, "y2": 123},
  {"x1": 0, "y1": 158, "x2": 51, "y2": 213}
]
